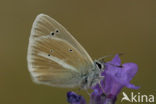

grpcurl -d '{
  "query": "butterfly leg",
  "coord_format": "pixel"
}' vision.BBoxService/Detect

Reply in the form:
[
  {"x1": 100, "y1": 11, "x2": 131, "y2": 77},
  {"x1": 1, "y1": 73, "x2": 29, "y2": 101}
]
[
  {"x1": 98, "y1": 76, "x2": 105, "y2": 94},
  {"x1": 98, "y1": 53, "x2": 124, "y2": 62},
  {"x1": 98, "y1": 81, "x2": 105, "y2": 94}
]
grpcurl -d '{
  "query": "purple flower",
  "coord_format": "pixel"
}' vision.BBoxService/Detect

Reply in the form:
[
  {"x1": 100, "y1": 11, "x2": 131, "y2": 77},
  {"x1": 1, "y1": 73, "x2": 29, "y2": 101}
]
[
  {"x1": 67, "y1": 54, "x2": 140, "y2": 104},
  {"x1": 103, "y1": 54, "x2": 139, "y2": 94},
  {"x1": 67, "y1": 91, "x2": 86, "y2": 104},
  {"x1": 90, "y1": 89, "x2": 106, "y2": 104}
]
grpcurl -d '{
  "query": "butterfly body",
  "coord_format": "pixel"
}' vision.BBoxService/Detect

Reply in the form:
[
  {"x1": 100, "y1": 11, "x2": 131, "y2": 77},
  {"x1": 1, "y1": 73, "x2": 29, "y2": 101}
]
[
  {"x1": 27, "y1": 14, "x2": 104, "y2": 89},
  {"x1": 80, "y1": 61, "x2": 104, "y2": 89}
]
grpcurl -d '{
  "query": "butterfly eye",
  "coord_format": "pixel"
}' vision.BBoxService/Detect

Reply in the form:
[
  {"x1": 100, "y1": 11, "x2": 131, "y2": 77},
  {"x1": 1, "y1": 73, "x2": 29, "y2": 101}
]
[
  {"x1": 51, "y1": 32, "x2": 55, "y2": 36},
  {"x1": 95, "y1": 61, "x2": 102, "y2": 70},
  {"x1": 48, "y1": 54, "x2": 50, "y2": 56}
]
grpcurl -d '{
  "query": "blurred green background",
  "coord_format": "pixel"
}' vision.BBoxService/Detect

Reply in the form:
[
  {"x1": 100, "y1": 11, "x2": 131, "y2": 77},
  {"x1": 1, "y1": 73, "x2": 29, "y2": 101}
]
[{"x1": 0, "y1": 0, "x2": 155, "y2": 104}]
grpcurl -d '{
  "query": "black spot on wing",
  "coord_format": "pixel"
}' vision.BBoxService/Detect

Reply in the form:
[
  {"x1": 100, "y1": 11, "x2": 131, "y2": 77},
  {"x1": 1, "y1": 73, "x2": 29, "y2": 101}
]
[
  {"x1": 69, "y1": 49, "x2": 72, "y2": 52},
  {"x1": 51, "y1": 32, "x2": 55, "y2": 36},
  {"x1": 50, "y1": 49, "x2": 53, "y2": 53},
  {"x1": 55, "y1": 29, "x2": 59, "y2": 33}
]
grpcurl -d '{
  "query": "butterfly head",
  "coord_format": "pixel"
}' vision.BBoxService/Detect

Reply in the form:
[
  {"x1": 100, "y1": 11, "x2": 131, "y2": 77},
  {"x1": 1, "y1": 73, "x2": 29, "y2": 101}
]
[{"x1": 81, "y1": 60, "x2": 105, "y2": 89}]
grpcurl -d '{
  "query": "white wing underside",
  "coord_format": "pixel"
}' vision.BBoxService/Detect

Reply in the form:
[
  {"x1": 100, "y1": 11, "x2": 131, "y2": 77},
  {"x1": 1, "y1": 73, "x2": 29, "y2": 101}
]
[{"x1": 27, "y1": 14, "x2": 94, "y2": 87}]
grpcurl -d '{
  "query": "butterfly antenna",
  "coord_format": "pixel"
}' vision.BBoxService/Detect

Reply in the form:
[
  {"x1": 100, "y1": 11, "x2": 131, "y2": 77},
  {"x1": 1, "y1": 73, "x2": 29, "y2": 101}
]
[
  {"x1": 98, "y1": 53, "x2": 125, "y2": 62},
  {"x1": 98, "y1": 55, "x2": 113, "y2": 62}
]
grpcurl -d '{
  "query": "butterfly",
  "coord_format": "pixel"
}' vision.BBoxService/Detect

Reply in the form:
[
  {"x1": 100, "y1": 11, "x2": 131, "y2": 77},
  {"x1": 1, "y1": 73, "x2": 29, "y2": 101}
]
[{"x1": 27, "y1": 14, "x2": 105, "y2": 89}]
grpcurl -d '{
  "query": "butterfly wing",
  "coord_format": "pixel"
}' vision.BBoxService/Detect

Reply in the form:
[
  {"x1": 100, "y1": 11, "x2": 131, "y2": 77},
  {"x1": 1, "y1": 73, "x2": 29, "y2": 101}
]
[
  {"x1": 31, "y1": 14, "x2": 93, "y2": 64},
  {"x1": 27, "y1": 14, "x2": 94, "y2": 87}
]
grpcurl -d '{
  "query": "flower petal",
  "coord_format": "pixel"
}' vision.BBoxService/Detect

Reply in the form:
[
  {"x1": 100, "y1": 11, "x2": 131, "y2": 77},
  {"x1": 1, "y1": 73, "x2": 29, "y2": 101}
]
[
  {"x1": 126, "y1": 83, "x2": 140, "y2": 89},
  {"x1": 67, "y1": 91, "x2": 86, "y2": 104},
  {"x1": 122, "y1": 63, "x2": 138, "y2": 81},
  {"x1": 90, "y1": 90, "x2": 106, "y2": 104},
  {"x1": 110, "y1": 54, "x2": 121, "y2": 66}
]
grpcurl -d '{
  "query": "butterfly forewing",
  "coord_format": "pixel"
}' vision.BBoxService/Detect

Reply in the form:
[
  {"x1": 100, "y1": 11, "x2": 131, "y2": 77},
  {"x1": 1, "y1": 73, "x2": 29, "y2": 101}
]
[
  {"x1": 27, "y1": 14, "x2": 94, "y2": 87},
  {"x1": 31, "y1": 14, "x2": 93, "y2": 65}
]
